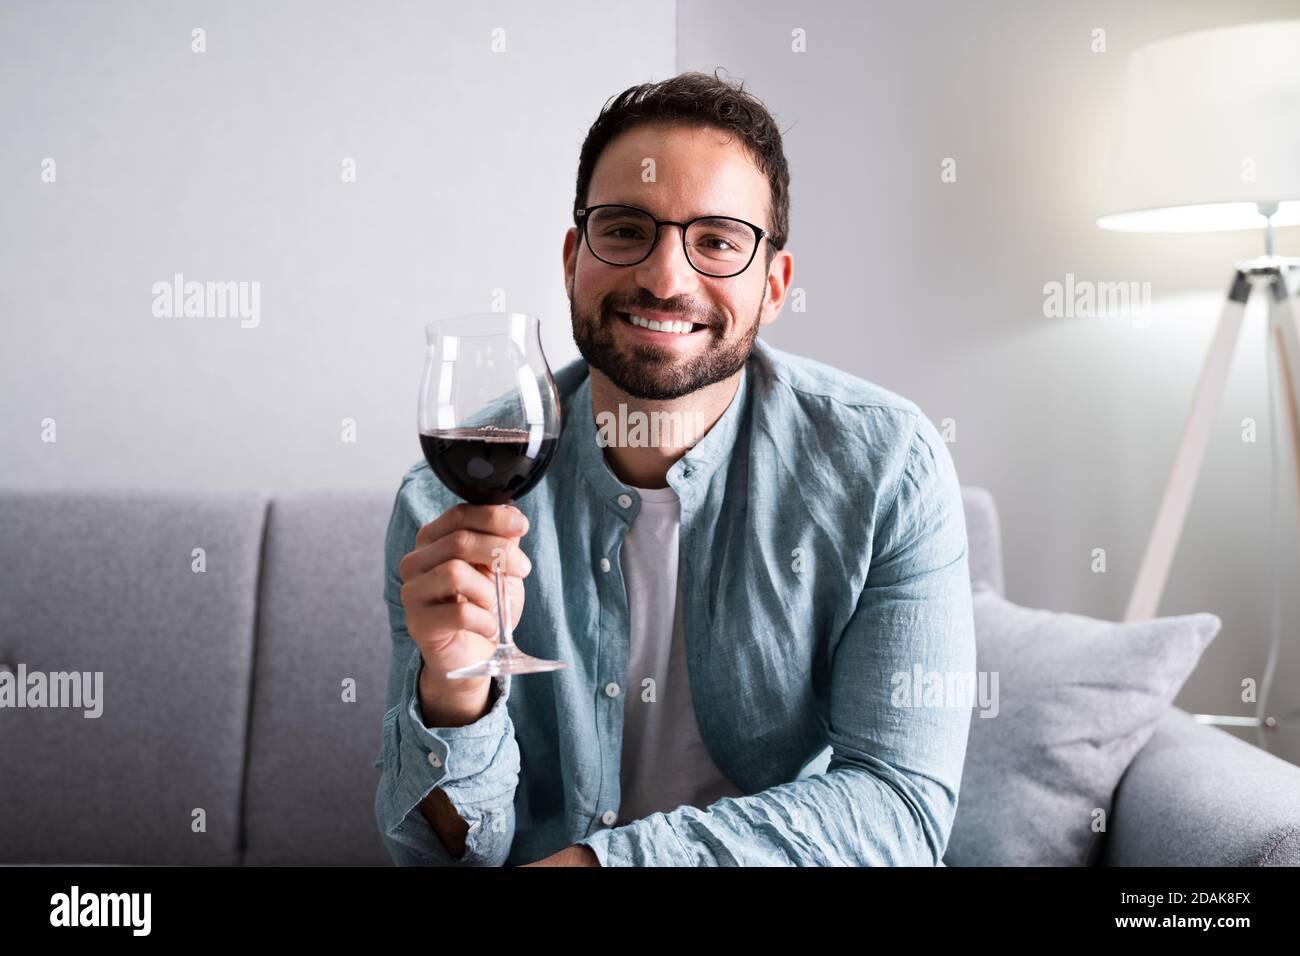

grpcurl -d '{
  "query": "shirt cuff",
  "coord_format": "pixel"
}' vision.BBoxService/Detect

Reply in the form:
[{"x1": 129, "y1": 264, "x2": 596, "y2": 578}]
[
  {"x1": 574, "y1": 812, "x2": 696, "y2": 867},
  {"x1": 387, "y1": 650, "x2": 511, "y2": 807}
]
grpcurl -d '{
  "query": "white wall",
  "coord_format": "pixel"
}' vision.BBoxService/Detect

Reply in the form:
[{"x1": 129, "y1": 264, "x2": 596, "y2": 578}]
[
  {"x1": 0, "y1": 0, "x2": 674, "y2": 490},
  {"x1": 678, "y1": 0, "x2": 1300, "y2": 759}
]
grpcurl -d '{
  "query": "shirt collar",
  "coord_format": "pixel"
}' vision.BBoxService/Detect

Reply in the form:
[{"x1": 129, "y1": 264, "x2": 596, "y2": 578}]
[{"x1": 564, "y1": 353, "x2": 752, "y2": 515}]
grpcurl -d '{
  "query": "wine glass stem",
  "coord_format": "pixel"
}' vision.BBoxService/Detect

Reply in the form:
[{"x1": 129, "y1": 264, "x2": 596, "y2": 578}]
[{"x1": 493, "y1": 566, "x2": 515, "y2": 650}]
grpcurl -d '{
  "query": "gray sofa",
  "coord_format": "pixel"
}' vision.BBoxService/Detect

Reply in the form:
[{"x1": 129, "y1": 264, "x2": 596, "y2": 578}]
[{"x1": 1, "y1": 486, "x2": 1297, "y2": 865}]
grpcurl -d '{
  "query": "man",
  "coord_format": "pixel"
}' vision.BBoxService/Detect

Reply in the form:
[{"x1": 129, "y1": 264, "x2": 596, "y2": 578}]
[{"x1": 375, "y1": 71, "x2": 976, "y2": 867}]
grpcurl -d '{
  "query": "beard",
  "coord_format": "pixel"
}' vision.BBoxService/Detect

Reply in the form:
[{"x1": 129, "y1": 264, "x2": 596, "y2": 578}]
[{"x1": 569, "y1": 291, "x2": 761, "y2": 401}]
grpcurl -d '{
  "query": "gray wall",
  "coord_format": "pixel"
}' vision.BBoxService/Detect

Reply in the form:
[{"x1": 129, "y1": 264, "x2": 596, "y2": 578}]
[
  {"x1": 1, "y1": 0, "x2": 670, "y2": 490},
  {"x1": 678, "y1": 0, "x2": 1300, "y2": 760},
  {"x1": 5, "y1": 1, "x2": 1300, "y2": 759}
]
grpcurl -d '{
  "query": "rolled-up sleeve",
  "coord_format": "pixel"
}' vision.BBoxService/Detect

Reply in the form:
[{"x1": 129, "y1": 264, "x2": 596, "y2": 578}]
[
  {"x1": 577, "y1": 413, "x2": 976, "y2": 866},
  {"x1": 374, "y1": 473, "x2": 520, "y2": 866}
]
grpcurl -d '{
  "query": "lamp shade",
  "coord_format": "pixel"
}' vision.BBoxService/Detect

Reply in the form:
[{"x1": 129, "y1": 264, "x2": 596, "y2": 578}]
[{"x1": 1097, "y1": 20, "x2": 1300, "y2": 233}]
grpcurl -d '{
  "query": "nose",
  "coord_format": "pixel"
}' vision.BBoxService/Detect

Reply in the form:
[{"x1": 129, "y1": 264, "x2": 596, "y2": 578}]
[{"x1": 632, "y1": 224, "x2": 699, "y2": 301}]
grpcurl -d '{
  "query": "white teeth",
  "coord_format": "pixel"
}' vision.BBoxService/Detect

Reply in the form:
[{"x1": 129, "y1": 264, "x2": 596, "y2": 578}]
[{"x1": 624, "y1": 313, "x2": 697, "y2": 335}]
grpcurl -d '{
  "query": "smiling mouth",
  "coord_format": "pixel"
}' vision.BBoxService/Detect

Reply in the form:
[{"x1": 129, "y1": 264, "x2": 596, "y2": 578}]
[{"x1": 616, "y1": 312, "x2": 708, "y2": 335}]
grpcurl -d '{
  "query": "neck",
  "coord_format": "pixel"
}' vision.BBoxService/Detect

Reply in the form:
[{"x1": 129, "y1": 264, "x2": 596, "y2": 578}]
[{"x1": 588, "y1": 366, "x2": 742, "y2": 489}]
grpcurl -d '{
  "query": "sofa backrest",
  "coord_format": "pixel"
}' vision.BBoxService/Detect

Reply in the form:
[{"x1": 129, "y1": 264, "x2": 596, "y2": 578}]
[
  {"x1": 0, "y1": 490, "x2": 266, "y2": 864},
  {"x1": 962, "y1": 486, "x2": 1005, "y2": 598},
  {"x1": 0, "y1": 485, "x2": 1002, "y2": 864},
  {"x1": 240, "y1": 490, "x2": 393, "y2": 865}
]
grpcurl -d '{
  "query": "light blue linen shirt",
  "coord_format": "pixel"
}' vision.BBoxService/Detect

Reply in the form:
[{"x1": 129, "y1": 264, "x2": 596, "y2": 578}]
[{"x1": 374, "y1": 335, "x2": 975, "y2": 866}]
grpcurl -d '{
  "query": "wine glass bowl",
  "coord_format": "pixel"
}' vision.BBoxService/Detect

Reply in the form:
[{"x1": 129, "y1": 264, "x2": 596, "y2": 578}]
[{"x1": 418, "y1": 313, "x2": 566, "y2": 677}]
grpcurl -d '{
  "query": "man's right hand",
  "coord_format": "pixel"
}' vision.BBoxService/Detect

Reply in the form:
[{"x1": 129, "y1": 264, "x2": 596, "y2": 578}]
[{"x1": 397, "y1": 502, "x2": 532, "y2": 728}]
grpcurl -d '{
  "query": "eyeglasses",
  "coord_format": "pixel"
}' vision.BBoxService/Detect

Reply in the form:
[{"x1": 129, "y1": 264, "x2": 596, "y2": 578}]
[{"x1": 575, "y1": 203, "x2": 768, "y2": 278}]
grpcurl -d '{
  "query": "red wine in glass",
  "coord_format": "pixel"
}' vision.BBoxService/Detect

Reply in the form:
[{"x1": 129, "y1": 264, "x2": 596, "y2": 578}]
[
  {"x1": 419, "y1": 427, "x2": 558, "y2": 506},
  {"x1": 417, "y1": 313, "x2": 566, "y2": 678}
]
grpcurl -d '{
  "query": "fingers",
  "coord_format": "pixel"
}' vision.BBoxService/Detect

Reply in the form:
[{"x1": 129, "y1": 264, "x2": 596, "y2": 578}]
[
  {"x1": 406, "y1": 573, "x2": 526, "y2": 644},
  {"x1": 401, "y1": 503, "x2": 532, "y2": 583},
  {"x1": 401, "y1": 558, "x2": 498, "y2": 609},
  {"x1": 415, "y1": 502, "x2": 528, "y2": 549},
  {"x1": 505, "y1": 574, "x2": 525, "y2": 626},
  {"x1": 399, "y1": 504, "x2": 533, "y2": 648},
  {"x1": 400, "y1": 529, "x2": 532, "y2": 583},
  {"x1": 401, "y1": 557, "x2": 526, "y2": 622},
  {"x1": 421, "y1": 597, "x2": 501, "y2": 644}
]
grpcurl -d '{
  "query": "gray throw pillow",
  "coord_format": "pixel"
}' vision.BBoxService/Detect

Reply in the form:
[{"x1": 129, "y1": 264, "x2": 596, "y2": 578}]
[{"x1": 943, "y1": 582, "x2": 1221, "y2": 866}]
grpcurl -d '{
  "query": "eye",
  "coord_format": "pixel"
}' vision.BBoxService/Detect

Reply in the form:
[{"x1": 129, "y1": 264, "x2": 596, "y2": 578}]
[{"x1": 698, "y1": 235, "x2": 736, "y2": 251}]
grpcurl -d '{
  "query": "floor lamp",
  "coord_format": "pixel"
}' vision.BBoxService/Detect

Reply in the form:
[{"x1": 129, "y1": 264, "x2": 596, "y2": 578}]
[{"x1": 1096, "y1": 20, "x2": 1300, "y2": 742}]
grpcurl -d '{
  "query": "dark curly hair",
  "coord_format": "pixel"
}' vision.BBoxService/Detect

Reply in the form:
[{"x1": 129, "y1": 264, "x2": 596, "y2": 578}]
[{"x1": 573, "y1": 69, "x2": 790, "y2": 270}]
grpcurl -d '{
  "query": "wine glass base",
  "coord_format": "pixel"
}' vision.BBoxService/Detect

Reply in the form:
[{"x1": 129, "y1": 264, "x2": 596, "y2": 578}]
[{"x1": 446, "y1": 645, "x2": 569, "y2": 678}]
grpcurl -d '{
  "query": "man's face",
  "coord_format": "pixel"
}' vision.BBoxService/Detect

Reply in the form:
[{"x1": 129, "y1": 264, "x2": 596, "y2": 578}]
[{"x1": 564, "y1": 122, "x2": 782, "y2": 401}]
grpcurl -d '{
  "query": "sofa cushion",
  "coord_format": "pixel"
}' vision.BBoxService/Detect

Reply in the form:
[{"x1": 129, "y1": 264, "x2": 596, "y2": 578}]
[
  {"x1": 0, "y1": 490, "x2": 266, "y2": 864},
  {"x1": 943, "y1": 583, "x2": 1220, "y2": 866},
  {"x1": 241, "y1": 491, "x2": 394, "y2": 865},
  {"x1": 961, "y1": 487, "x2": 1005, "y2": 597}
]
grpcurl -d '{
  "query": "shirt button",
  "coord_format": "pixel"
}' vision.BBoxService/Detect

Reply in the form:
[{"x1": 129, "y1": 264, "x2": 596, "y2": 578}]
[
  {"x1": 601, "y1": 810, "x2": 617, "y2": 826},
  {"x1": 599, "y1": 557, "x2": 611, "y2": 573},
  {"x1": 427, "y1": 752, "x2": 442, "y2": 768},
  {"x1": 617, "y1": 493, "x2": 632, "y2": 509},
  {"x1": 604, "y1": 682, "x2": 620, "y2": 697}
]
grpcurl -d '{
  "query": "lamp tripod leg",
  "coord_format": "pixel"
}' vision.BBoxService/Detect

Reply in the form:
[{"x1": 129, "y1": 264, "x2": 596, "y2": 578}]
[
  {"x1": 1255, "y1": 265, "x2": 1300, "y2": 746},
  {"x1": 1123, "y1": 268, "x2": 1251, "y2": 623},
  {"x1": 1266, "y1": 267, "x2": 1300, "y2": 501}
]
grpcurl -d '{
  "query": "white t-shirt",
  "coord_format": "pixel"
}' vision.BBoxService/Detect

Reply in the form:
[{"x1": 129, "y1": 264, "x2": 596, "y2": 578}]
[{"x1": 616, "y1": 481, "x2": 744, "y2": 825}]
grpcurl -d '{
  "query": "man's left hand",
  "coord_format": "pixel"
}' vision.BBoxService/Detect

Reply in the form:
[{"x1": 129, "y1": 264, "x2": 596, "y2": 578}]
[{"x1": 519, "y1": 845, "x2": 601, "y2": 867}]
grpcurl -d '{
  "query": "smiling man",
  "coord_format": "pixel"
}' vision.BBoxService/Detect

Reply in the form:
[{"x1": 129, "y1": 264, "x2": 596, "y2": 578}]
[{"x1": 375, "y1": 71, "x2": 977, "y2": 867}]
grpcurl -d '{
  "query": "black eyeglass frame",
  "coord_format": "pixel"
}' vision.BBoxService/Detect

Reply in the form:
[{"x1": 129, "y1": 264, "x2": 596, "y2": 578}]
[{"x1": 575, "y1": 203, "x2": 769, "y2": 278}]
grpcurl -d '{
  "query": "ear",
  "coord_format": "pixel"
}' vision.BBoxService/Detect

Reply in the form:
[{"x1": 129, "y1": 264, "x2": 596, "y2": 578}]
[
  {"x1": 563, "y1": 227, "x2": 579, "y2": 298},
  {"x1": 759, "y1": 248, "x2": 793, "y2": 326}
]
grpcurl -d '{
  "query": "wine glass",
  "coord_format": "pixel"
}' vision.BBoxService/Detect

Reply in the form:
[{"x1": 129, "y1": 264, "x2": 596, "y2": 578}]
[{"x1": 418, "y1": 312, "x2": 567, "y2": 678}]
